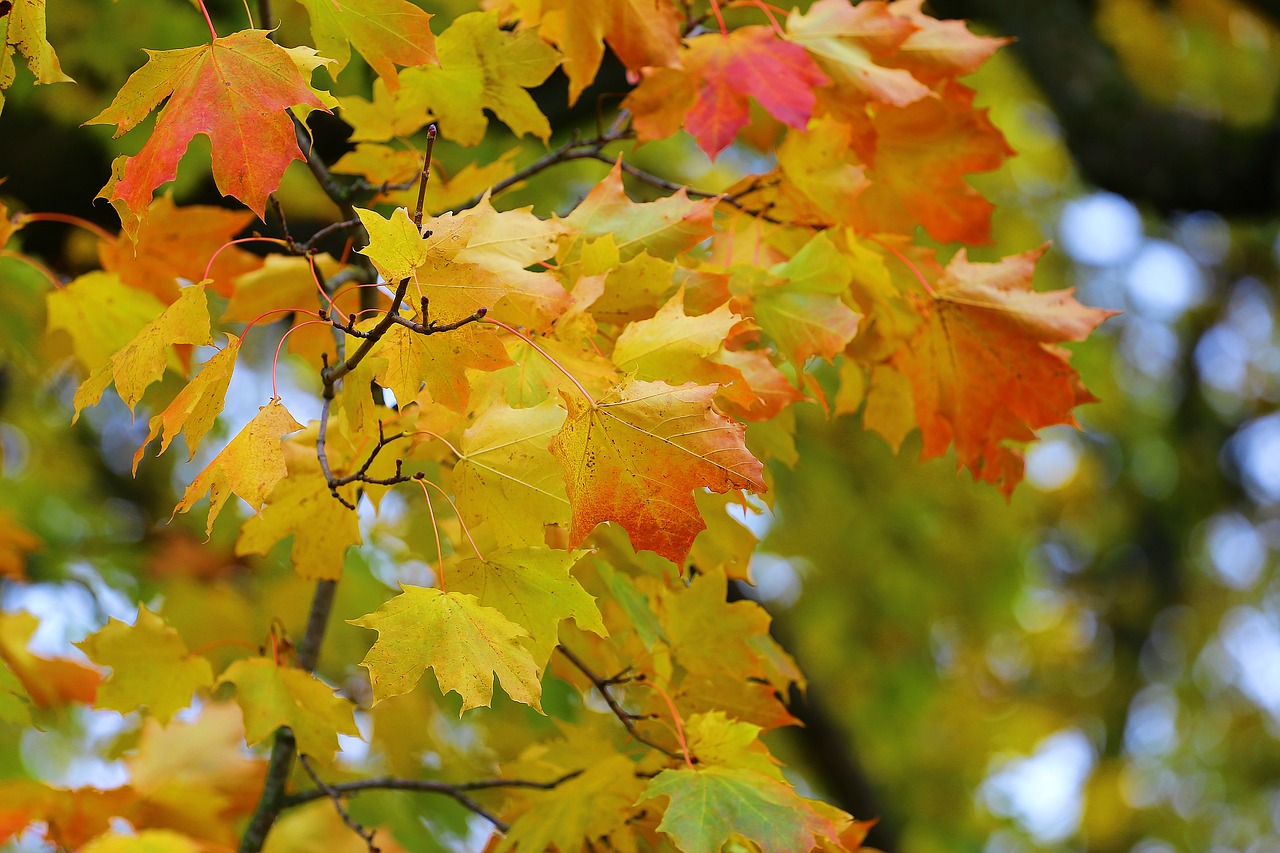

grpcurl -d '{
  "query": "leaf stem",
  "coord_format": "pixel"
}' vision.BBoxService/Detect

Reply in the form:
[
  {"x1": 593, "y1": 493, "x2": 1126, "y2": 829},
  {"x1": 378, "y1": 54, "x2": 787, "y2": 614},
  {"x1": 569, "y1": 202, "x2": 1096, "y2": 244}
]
[
  {"x1": 866, "y1": 234, "x2": 937, "y2": 298},
  {"x1": 17, "y1": 211, "x2": 116, "y2": 243},
  {"x1": 194, "y1": 0, "x2": 219, "y2": 41}
]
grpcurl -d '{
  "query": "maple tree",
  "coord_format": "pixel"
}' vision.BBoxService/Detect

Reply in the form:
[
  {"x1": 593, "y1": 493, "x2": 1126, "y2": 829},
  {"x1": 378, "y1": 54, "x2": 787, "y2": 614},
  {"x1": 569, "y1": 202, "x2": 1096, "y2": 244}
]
[{"x1": 0, "y1": 0, "x2": 1118, "y2": 851}]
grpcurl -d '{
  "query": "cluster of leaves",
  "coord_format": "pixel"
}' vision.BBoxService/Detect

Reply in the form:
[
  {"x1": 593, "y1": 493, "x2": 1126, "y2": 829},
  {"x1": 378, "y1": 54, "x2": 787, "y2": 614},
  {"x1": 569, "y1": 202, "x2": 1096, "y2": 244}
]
[{"x1": 0, "y1": 0, "x2": 1115, "y2": 851}]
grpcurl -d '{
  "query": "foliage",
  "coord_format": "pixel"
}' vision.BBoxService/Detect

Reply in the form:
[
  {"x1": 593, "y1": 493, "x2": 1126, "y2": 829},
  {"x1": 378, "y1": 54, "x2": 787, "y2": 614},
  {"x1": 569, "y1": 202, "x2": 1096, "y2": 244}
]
[{"x1": 0, "y1": 0, "x2": 1117, "y2": 851}]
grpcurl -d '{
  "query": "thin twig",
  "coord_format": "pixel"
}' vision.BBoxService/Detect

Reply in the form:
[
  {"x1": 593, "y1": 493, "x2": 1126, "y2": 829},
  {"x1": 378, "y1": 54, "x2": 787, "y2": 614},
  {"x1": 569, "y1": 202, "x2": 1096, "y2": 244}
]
[
  {"x1": 298, "y1": 754, "x2": 380, "y2": 853},
  {"x1": 303, "y1": 218, "x2": 362, "y2": 253},
  {"x1": 557, "y1": 646, "x2": 682, "y2": 760},
  {"x1": 414, "y1": 124, "x2": 438, "y2": 230},
  {"x1": 280, "y1": 770, "x2": 585, "y2": 833},
  {"x1": 451, "y1": 128, "x2": 633, "y2": 214}
]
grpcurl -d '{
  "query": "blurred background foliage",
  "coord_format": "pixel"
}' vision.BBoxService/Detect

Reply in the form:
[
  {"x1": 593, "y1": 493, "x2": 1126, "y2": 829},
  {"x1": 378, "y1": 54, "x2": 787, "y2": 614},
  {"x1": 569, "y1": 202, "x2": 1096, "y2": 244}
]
[{"x1": 3, "y1": 1, "x2": 1280, "y2": 852}]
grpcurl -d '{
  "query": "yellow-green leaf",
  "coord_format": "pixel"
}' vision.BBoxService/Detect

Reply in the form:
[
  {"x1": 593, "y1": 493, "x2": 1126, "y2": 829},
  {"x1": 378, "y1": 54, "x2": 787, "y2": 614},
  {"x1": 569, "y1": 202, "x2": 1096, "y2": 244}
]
[
  {"x1": 454, "y1": 400, "x2": 570, "y2": 548},
  {"x1": 77, "y1": 605, "x2": 212, "y2": 724},
  {"x1": 451, "y1": 547, "x2": 605, "y2": 668},
  {"x1": 350, "y1": 585, "x2": 543, "y2": 712},
  {"x1": 218, "y1": 657, "x2": 359, "y2": 762}
]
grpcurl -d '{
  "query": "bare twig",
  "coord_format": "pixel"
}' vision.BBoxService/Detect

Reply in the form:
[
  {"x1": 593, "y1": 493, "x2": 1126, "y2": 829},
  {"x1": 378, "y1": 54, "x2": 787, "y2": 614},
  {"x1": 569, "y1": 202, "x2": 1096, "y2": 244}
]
[
  {"x1": 281, "y1": 770, "x2": 585, "y2": 833},
  {"x1": 414, "y1": 124, "x2": 438, "y2": 230},
  {"x1": 298, "y1": 754, "x2": 380, "y2": 853},
  {"x1": 557, "y1": 646, "x2": 682, "y2": 760},
  {"x1": 452, "y1": 127, "x2": 633, "y2": 214}
]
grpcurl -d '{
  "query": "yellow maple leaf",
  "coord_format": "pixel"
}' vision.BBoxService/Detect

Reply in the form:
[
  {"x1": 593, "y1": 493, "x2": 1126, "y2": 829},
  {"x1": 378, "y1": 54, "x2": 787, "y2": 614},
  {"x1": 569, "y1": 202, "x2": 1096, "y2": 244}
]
[
  {"x1": 72, "y1": 284, "x2": 212, "y2": 419},
  {"x1": 173, "y1": 400, "x2": 304, "y2": 536},
  {"x1": 218, "y1": 658, "x2": 359, "y2": 763},
  {"x1": 451, "y1": 547, "x2": 606, "y2": 669},
  {"x1": 0, "y1": 0, "x2": 73, "y2": 117},
  {"x1": 77, "y1": 604, "x2": 212, "y2": 724},
  {"x1": 133, "y1": 335, "x2": 239, "y2": 474},
  {"x1": 350, "y1": 585, "x2": 543, "y2": 712},
  {"x1": 45, "y1": 271, "x2": 166, "y2": 375},
  {"x1": 236, "y1": 460, "x2": 361, "y2": 581},
  {"x1": 454, "y1": 399, "x2": 571, "y2": 548}
]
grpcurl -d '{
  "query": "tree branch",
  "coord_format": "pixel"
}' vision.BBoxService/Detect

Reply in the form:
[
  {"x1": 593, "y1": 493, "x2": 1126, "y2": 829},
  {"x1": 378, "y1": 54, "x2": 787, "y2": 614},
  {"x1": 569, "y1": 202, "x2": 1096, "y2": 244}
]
[
  {"x1": 556, "y1": 646, "x2": 683, "y2": 761},
  {"x1": 927, "y1": 0, "x2": 1280, "y2": 215},
  {"x1": 280, "y1": 771, "x2": 584, "y2": 833},
  {"x1": 452, "y1": 125, "x2": 632, "y2": 214},
  {"x1": 237, "y1": 580, "x2": 339, "y2": 853}
]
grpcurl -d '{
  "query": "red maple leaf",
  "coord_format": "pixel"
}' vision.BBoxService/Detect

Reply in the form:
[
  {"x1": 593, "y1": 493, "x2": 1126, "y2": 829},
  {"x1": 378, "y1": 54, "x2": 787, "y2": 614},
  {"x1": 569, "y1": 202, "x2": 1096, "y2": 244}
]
[{"x1": 86, "y1": 30, "x2": 329, "y2": 223}]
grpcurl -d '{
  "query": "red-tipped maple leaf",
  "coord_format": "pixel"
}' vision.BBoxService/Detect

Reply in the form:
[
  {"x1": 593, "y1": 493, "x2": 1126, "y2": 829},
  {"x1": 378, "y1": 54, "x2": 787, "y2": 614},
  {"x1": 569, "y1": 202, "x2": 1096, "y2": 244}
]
[
  {"x1": 876, "y1": 246, "x2": 1117, "y2": 495},
  {"x1": 85, "y1": 29, "x2": 329, "y2": 223},
  {"x1": 549, "y1": 380, "x2": 766, "y2": 566},
  {"x1": 628, "y1": 27, "x2": 830, "y2": 158}
]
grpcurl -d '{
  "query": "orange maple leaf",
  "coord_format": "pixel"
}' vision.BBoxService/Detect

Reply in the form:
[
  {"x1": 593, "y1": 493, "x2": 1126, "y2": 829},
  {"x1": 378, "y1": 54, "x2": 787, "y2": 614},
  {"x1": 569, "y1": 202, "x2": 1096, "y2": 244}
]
[
  {"x1": 85, "y1": 30, "x2": 330, "y2": 223},
  {"x1": 852, "y1": 80, "x2": 1013, "y2": 244},
  {"x1": 883, "y1": 246, "x2": 1117, "y2": 495},
  {"x1": 628, "y1": 27, "x2": 829, "y2": 158},
  {"x1": 549, "y1": 380, "x2": 766, "y2": 566},
  {"x1": 98, "y1": 195, "x2": 262, "y2": 301}
]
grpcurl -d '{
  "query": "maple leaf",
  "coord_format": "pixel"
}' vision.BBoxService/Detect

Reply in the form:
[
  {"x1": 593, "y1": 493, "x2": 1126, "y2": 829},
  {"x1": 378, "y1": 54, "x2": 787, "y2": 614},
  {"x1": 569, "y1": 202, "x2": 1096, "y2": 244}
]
[
  {"x1": 97, "y1": 195, "x2": 262, "y2": 302},
  {"x1": 126, "y1": 702, "x2": 266, "y2": 831},
  {"x1": 549, "y1": 379, "x2": 767, "y2": 566},
  {"x1": 529, "y1": 0, "x2": 682, "y2": 104},
  {"x1": 612, "y1": 287, "x2": 742, "y2": 384},
  {"x1": 775, "y1": 115, "x2": 870, "y2": 227},
  {"x1": 498, "y1": 754, "x2": 645, "y2": 852},
  {"x1": 450, "y1": 547, "x2": 606, "y2": 669},
  {"x1": 85, "y1": 30, "x2": 331, "y2": 225},
  {"x1": 393, "y1": 11, "x2": 561, "y2": 146},
  {"x1": 881, "y1": 245, "x2": 1117, "y2": 495},
  {"x1": 629, "y1": 27, "x2": 829, "y2": 158},
  {"x1": 0, "y1": 0, "x2": 72, "y2": 117},
  {"x1": 559, "y1": 161, "x2": 718, "y2": 267},
  {"x1": 0, "y1": 612, "x2": 99, "y2": 709},
  {"x1": 76, "y1": 605, "x2": 212, "y2": 725},
  {"x1": 373, "y1": 321, "x2": 512, "y2": 412},
  {"x1": 350, "y1": 585, "x2": 543, "y2": 712},
  {"x1": 642, "y1": 765, "x2": 847, "y2": 853},
  {"x1": 454, "y1": 400, "x2": 571, "y2": 548},
  {"x1": 786, "y1": 0, "x2": 929, "y2": 108},
  {"x1": 235, "y1": 451, "x2": 362, "y2": 581},
  {"x1": 133, "y1": 335, "x2": 239, "y2": 474},
  {"x1": 173, "y1": 400, "x2": 305, "y2": 536},
  {"x1": 45, "y1": 272, "x2": 166, "y2": 375},
  {"x1": 740, "y1": 231, "x2": 862, "y2": 371},
  {"x1": 294, "y1": 0, "x2": 436, "y2": 88},
  {"x1": 218, "y1": 658, "x2": 359, "y2": 763},
  {"x1": 359, "y1": 205, "x2": 569, "y2": 328},
  {"x1": 886, "y1": 0, "x2": 1010, "y2": 84},
  {"x1": 851, "y1": 80, "x2": 1014, "y2": 244},
  {"x1": 73, "y1": 284, "x2": 212, "y2": 419}
]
